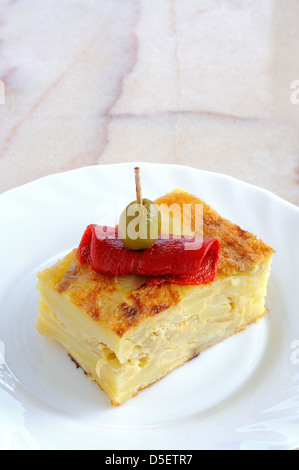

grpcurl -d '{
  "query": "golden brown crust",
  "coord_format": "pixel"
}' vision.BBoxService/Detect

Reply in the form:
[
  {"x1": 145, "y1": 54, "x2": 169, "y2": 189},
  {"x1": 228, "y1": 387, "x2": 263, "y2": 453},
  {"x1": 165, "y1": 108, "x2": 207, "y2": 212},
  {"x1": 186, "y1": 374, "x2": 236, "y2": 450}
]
[
  {"x1": 39, "y1": 250, "x2": 181, "y2": 336},
  {"x1": 38, "y1": 190, "x2": 274, "y2": 336},
  {"x1": 155, "y1": 191, "x2": 274, "y2": 278}
]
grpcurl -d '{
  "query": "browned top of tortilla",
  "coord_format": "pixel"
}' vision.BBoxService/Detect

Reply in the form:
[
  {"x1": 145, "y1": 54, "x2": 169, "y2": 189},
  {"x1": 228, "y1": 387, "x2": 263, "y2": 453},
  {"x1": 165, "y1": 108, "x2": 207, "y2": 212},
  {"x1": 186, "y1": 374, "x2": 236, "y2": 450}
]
[
  {"x1": 38, "y1": 190, "x2": 274, "y2": 336},
  {"x1": 155, "y1": 191, "x2": 274, "y2": 278}
]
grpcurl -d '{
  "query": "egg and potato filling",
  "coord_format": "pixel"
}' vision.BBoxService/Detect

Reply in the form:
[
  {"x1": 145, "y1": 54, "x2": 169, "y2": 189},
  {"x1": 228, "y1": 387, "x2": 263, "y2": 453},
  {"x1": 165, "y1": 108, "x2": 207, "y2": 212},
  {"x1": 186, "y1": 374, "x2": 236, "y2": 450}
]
[{"x1": 37, "y1": 191, "x2": 274, "y2": 406}]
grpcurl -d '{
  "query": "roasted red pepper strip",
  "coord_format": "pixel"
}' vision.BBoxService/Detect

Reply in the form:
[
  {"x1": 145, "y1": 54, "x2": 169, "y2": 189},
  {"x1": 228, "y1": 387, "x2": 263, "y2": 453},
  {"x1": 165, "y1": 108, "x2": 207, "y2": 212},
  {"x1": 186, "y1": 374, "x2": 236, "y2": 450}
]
[{"x1": 76, "y1": 225, "x2": 220, "y2": 285}]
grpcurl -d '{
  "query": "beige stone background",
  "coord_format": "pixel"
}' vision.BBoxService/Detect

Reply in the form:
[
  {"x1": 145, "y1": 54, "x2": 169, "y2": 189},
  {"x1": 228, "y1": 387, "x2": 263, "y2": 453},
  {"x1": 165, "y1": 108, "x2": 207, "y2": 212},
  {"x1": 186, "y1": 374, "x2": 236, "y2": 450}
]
[{"x1": 0, "y1": 0, "x2": 299, "y2": 206}]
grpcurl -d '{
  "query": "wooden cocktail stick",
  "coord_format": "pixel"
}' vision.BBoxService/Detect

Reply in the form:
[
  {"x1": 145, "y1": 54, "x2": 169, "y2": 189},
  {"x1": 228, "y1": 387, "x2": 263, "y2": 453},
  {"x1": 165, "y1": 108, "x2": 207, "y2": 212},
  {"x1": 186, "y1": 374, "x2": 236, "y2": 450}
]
[{"x1": 134, "y1": 167, "x2": 143, "y2": 205}]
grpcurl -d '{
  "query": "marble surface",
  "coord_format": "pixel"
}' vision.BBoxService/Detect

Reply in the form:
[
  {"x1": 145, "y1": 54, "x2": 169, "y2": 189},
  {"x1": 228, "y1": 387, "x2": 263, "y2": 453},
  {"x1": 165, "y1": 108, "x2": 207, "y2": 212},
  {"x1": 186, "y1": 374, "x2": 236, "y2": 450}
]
[{"x1": 0, "y1": 0, "x2": 299, "y2": 206}]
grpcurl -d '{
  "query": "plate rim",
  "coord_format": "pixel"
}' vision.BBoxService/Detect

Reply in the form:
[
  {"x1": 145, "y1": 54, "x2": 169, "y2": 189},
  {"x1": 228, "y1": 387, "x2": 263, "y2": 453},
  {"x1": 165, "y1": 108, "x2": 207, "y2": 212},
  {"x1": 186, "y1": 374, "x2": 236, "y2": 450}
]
[
  {"x1": 1, "y1": 161, "x2": 299, "y2": 215},
  {"x1": 0, "y1": 161, "x2": 298, "y2": 451}
]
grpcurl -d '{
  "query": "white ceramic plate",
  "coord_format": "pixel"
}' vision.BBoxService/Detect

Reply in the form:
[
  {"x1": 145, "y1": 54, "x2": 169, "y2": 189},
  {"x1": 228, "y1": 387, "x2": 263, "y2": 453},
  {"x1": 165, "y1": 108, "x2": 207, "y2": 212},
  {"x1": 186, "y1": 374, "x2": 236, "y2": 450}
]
[{"x1": 0, "y1": 162, "x2": 298, "y2": 450}]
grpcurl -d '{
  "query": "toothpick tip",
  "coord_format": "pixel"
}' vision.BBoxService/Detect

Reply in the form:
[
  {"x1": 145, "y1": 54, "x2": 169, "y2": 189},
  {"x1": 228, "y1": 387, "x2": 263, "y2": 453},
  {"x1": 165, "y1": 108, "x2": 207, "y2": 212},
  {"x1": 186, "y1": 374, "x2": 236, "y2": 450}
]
[{"x1": 134, "y1": 167, "x2": 142, "y2": 205}]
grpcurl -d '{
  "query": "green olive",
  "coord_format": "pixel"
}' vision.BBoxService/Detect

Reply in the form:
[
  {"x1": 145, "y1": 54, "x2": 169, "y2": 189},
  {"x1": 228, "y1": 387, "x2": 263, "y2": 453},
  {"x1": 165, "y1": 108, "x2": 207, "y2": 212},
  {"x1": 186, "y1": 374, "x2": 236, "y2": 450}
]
[{"x1": 119, "y1": 198, "x2": 161, "y2": 250}]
